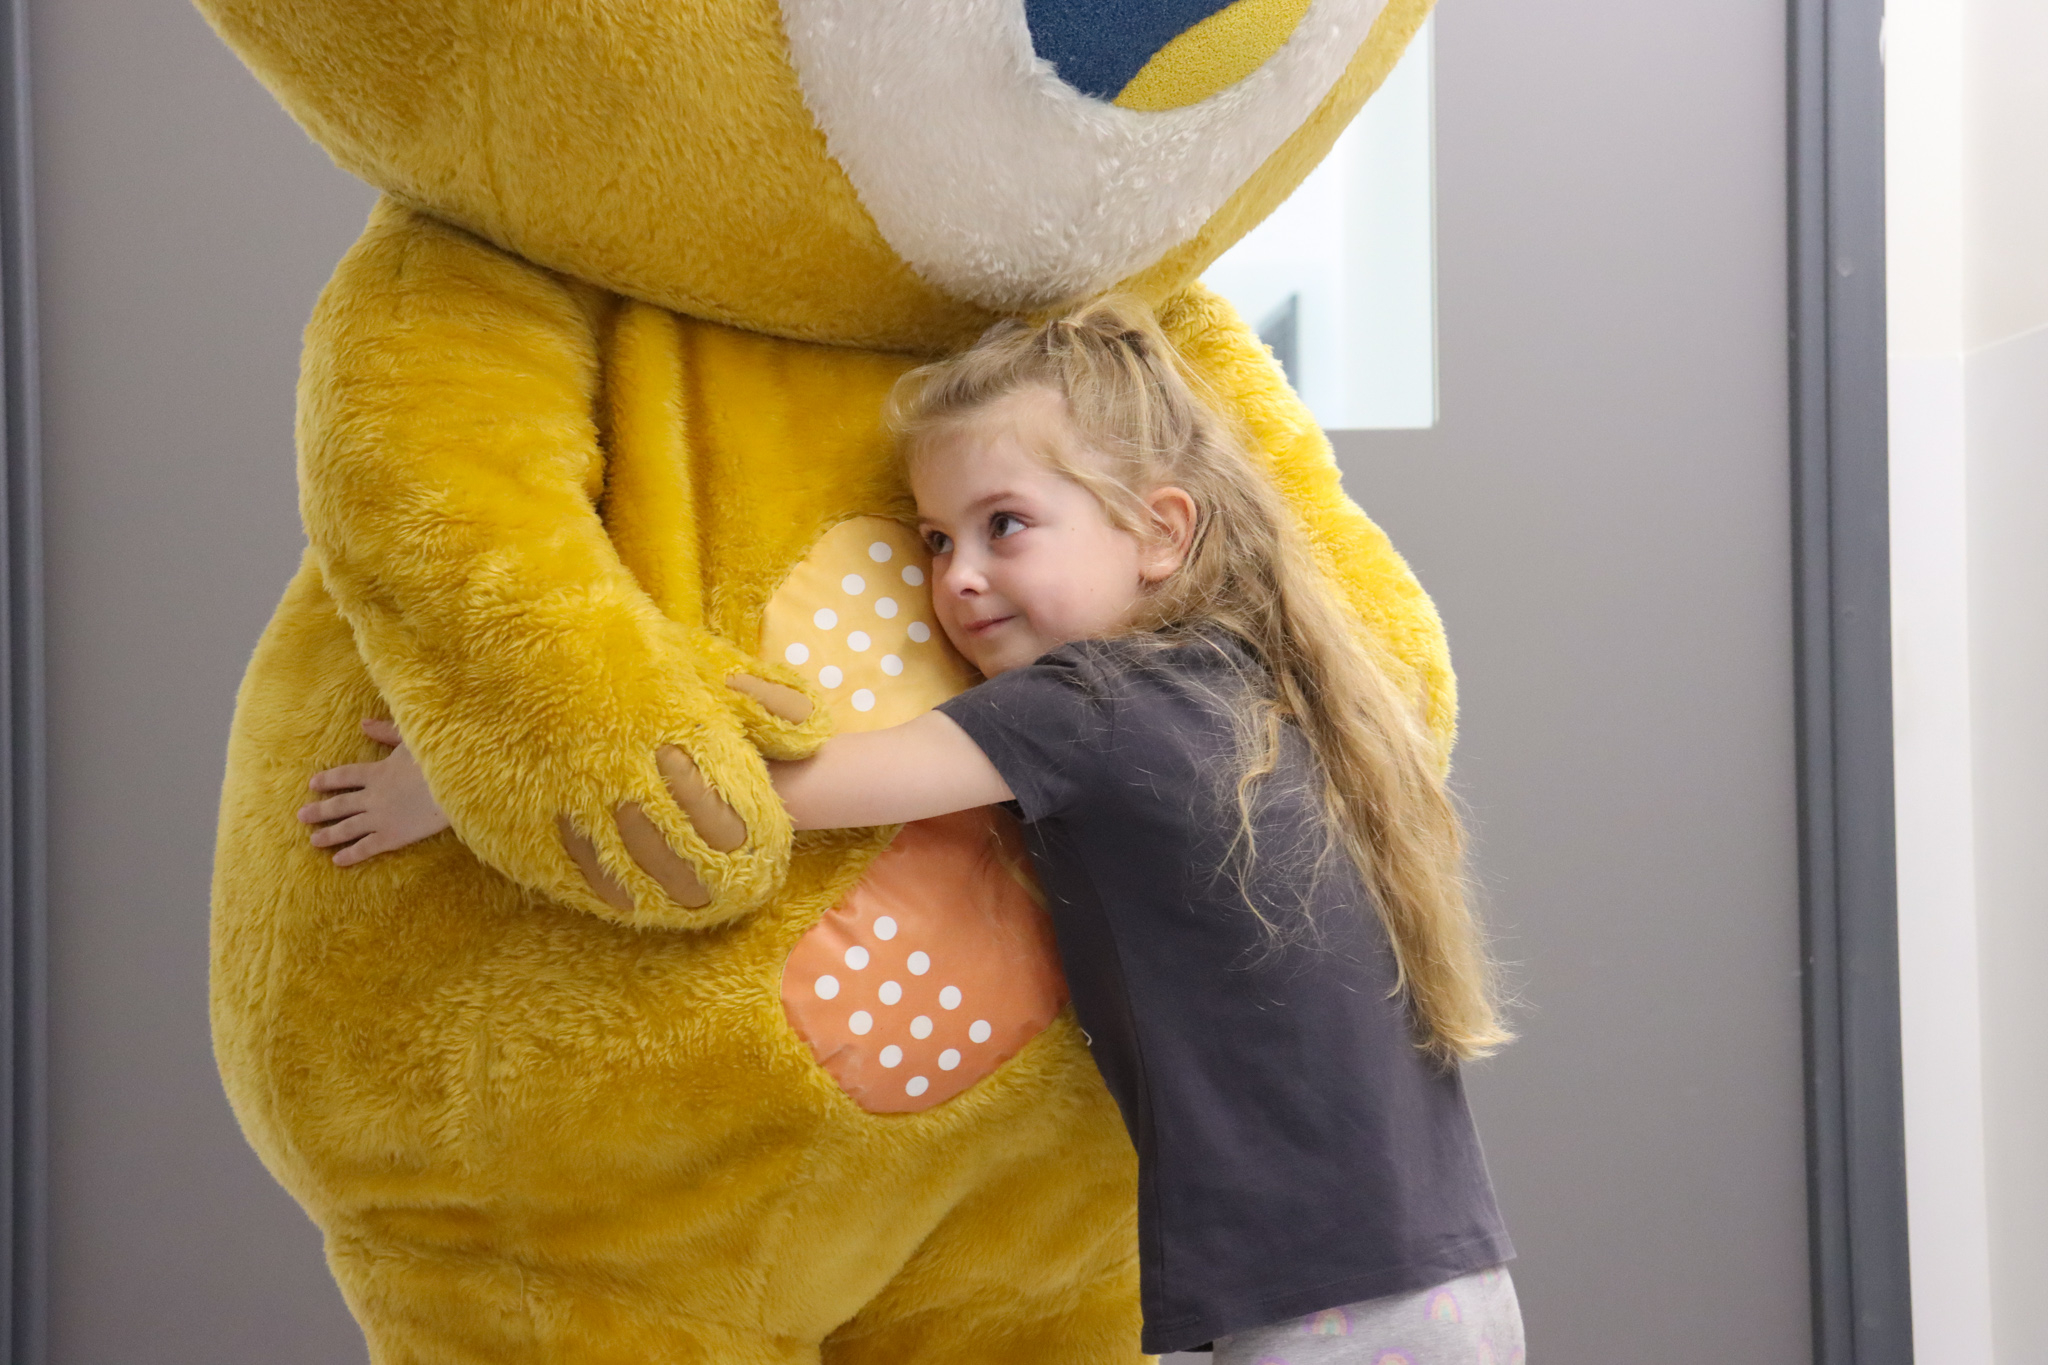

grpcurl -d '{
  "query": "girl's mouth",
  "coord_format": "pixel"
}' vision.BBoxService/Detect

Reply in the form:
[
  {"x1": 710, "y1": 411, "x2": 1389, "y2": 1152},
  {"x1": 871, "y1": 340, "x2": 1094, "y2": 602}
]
[{"x1": 963, "y1": 615, "x2": 1013, "y2": 636}]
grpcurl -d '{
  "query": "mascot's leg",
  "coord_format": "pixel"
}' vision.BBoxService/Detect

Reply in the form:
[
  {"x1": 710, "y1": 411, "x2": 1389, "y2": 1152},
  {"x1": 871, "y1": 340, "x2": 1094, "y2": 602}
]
[
  {"x1": 330, "y1": 1234, "x2": 825, "y2": 1365},
  {"x1": 819, "y1": 1077, "x2": 1146, "y2": 1365},
  {"x1": 822, "y1": 1268, "x2": 1144, "y2": 1365}
]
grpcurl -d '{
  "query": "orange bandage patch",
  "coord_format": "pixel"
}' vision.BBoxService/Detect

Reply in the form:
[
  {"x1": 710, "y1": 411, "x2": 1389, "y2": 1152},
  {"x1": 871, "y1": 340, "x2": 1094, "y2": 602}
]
[{"x1": 781, "y1": 809, "x2": 1067, "y2": 1114}]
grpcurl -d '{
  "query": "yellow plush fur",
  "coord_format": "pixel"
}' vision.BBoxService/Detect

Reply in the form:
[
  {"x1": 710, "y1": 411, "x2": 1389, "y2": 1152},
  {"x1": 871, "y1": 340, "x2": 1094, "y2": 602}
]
[{"x1": 200, "y1": 0, "x2": 1446, "y2": 1359}]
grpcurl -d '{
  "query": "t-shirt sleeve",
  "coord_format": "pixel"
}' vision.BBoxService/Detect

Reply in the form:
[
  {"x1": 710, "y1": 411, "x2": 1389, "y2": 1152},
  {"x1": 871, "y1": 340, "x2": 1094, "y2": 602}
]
[{"x1": 935, "y1": 646, "x2": 1110, "y2": 823}]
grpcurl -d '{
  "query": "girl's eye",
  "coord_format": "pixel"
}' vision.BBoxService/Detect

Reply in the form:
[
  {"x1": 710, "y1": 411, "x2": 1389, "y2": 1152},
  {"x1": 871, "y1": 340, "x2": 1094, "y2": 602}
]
[
  {"x1": 989, "y1": 512, "x2": 1024, "y2": 539},
  {"x1": 923, "y1": 530, "x2": 952, "y2": 555}
]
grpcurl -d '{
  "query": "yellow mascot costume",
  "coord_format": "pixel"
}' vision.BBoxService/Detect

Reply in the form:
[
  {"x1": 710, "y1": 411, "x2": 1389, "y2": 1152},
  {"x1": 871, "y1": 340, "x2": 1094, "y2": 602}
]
[{"x1": 200, "y1": 0, "x2": 1449, "y2": 1359}]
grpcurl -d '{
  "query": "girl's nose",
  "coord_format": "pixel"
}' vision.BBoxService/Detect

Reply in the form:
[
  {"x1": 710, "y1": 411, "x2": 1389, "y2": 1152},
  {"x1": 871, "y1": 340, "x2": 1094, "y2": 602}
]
[{"x1": 939, "y1": 554, "x2": 987, "y2": 597}]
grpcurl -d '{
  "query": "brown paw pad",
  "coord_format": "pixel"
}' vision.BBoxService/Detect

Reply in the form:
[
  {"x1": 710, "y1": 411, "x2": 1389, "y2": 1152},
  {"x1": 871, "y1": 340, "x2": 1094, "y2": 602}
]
[
  {"x1": 615, "y1": 801, "x2": 711, "y2": 909},
  {"x1": 781, "y1": 808, "x2": 1067, "y2": 1114},
  {"x1": 655, "y1": 746, "x2": 746, "y2": 852},
  {"x1": 559, "y1": 815, "x2": 631, "y2": 911}
]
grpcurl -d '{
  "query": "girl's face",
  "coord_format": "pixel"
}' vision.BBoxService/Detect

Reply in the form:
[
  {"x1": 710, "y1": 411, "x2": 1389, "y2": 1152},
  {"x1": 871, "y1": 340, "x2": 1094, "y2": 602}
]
[{"x1": 912, "y1": 387, "x2": 1192, "y2": 677}]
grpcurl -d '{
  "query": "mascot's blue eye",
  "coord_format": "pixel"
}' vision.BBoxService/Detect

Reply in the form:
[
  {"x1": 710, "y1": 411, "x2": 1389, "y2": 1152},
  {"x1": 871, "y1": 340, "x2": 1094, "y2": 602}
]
[{"x1": 1024, "y1": 0, "x2": 1242, "y2": 102}]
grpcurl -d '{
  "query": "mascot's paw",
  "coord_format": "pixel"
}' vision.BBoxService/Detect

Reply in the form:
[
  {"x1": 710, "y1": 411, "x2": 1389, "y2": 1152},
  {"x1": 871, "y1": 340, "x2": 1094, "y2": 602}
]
[{"x1": 529, "y1": 630, "x2": 831, "y2": 928}]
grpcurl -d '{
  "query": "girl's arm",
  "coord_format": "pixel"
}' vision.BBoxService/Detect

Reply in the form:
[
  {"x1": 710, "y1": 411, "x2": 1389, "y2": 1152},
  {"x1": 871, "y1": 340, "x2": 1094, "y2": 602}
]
[
  {"x1": 769, "y1": 710, "x2": 1011, "y2": 829},
  {"x1": 302, "y1": 711, "x2": 1011, "y2": 864}
]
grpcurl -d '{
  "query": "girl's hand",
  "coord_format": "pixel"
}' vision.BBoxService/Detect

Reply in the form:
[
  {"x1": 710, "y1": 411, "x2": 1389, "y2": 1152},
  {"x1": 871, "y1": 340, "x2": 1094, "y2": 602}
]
[{"x1": 298, "y1": 719, "x2": 452, "y2": 866}]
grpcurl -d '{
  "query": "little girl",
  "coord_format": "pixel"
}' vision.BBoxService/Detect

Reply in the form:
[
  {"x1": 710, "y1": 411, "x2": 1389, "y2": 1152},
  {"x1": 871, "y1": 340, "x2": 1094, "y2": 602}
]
[{"x1": 300, "y1": 299, "x2": 1524, "y2": 1364}]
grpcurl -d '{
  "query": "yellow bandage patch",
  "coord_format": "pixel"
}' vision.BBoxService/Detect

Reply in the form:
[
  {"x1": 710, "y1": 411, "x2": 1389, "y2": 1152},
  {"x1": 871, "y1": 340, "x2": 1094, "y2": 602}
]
[
  {"x1": 1114, "y1": 0, "x2": 1318, "y2": 111},
  {"x1": 758, "y1": 517, "x2": 979, "y2": 733}
]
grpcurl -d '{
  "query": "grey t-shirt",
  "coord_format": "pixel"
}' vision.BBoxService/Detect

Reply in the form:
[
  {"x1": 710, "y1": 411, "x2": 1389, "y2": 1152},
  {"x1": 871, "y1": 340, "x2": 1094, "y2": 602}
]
[{"x1": 937, "y1": 634, "x2": 1512, "y2": 1355}]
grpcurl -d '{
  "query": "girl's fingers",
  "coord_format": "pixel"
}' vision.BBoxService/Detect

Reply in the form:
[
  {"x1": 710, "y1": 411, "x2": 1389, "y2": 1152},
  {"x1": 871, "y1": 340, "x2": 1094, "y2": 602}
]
[
  {"x1": 309, "y1": 812, "x2": 376, "y2": 848},
  {"x1": 332, "y1": 833, "x2": 390, "y2": 868},
  {"x1": 298, "y1": 791, "x2": 369, "y2": 825},
  {"x1": 727, "y1": 674, "x2": 813, "y2": 725},
  {"x1": 310, "y1": 763, "x2": 375, "y2": 793},
  {"x1": 361, "y1": 718, "x2": 402, "y2": 747}
]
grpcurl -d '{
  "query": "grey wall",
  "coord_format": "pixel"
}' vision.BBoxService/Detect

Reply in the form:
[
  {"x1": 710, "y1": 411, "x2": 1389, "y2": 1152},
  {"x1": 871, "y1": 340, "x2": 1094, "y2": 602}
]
[
  {"x1": 31, "y1": 0, "x2": 373, "y2": 1358},
  {"x1": 33, "y1": 0, "x2": 1806, "y2": 1362},
  {"x1": 1326, "y1": 0, "x2": 1810, "y2": 1359}
]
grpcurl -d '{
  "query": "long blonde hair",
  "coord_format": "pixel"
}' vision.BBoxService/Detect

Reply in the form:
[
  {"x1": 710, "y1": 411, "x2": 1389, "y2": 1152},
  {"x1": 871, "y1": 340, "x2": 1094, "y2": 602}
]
[{"x1": 889, "y1": 296, "x2": 1509, "y2": 1064}]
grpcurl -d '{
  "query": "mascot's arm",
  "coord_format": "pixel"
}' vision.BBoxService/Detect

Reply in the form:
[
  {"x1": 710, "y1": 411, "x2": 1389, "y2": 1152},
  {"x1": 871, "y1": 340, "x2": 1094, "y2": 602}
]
[
  {"x1": 1160, "y1": 285, "x2": 1457, "y2": 761},
  {"x1": 300, "y1": 201, "x2": 828, "y2": 928}
]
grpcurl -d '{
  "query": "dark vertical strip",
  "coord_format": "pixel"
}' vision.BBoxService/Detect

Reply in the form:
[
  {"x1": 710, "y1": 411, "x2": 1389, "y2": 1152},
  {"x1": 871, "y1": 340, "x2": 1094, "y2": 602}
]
[
  {"x1": 1790, "y1": 0, "x2": 1910, "y2": 1363},
  {"x1": 0, "y1": 0, "x2": 41, "y2": 1357}
]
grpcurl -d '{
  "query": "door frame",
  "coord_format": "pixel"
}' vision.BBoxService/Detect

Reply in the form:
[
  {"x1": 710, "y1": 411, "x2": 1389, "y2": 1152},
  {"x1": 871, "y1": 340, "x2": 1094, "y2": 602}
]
[
  {"x1": 1789, "y1": 0, "x2": 1912, "y2": 1361},
  {"x1": 0, "y1": 0, "x2": 43, "y2": 1358}
]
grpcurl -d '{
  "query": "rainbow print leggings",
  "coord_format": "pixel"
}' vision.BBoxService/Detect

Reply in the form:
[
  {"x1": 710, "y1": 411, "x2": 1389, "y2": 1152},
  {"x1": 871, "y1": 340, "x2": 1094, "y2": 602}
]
[{"x1": 1211, "y1": 1265, "x2": 1524, "y2": 1365}]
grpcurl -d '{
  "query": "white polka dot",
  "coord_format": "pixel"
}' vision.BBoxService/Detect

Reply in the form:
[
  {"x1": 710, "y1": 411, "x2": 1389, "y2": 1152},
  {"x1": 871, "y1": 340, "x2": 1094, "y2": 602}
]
[
  {"x1": 905, "y1": 1075, "x2": 930, "y2": 1097},
  {"x1": 879, "y1": 1045, "x2": 903, "y2": 1068},
  {"x1": 969, "y1": 1020, "x2": 993, "y2": 1044},
  {"x1": 938, "y1": 1049, "x2": 962, "y2": 1071},
  {"x1": 844, "y1": 945, "x2": 870, "y2": 970},
  {"x1": 847, "y1": 631, "x2": 872, "y2": 652},
  {"x1": 879, "y1": 980, "x2": 903, "y2": 1006},
  {"x1": 784, "y1": 642, "x2": 810, "y2": 665},
  {"x1": 814, "y1": 975, "x2": 840, "y2": 1000},
  {"x1": 875, "y1": 597, "x2": 900, "y2": 619},
  {"x1": 851, "y1": 689, "x2": 876, "y2": 712},
  {"x1": 813, "y1": 608, "x2": 838, "y2": 630},
  {"x1": 907, "y1": 951, "x2": 931, "y2": 976},
  {"x1": 869, "y1": 541, "x2": 894, "y2": 562},
  {"x1": 908, "y1": 622, "x2": 932, "y2": 643},
  {"x1": 938, "y1": 985, "x2": 962, "y2": 1010},
  {"x1": 873, "y1": 916, "x2": 898, "y2": 941},
  {"x1": 910, "y1": 1015, "x2": 934, "y2": 1039},
  {"x1": 902, "y1": 566, "x2": 925, "y2": 586},
  {"x1": 818, "y1": 665, "x2": 844, "y2": 689},
  {"x1": 880, "y1": 654, "x2": 904, "y2": 676},
  {"x1": 841, "y1": 573, "x2": 866, "y2": 595},
  {"x1": 848, "y1": 1010, "x2": 874, "y2": 1035}
]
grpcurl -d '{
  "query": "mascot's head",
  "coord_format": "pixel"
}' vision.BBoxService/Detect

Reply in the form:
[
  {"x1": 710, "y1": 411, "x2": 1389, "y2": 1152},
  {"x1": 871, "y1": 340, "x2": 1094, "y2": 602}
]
[{"x1": 197, "y1": 0, "x2": 1430, "y2": 352}]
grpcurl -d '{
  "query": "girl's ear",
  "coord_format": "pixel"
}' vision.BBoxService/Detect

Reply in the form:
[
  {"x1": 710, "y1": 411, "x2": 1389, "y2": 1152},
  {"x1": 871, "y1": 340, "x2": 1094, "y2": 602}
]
[{"x1": 1138, "y1": 486, "x2": 1198, "y2": 583}]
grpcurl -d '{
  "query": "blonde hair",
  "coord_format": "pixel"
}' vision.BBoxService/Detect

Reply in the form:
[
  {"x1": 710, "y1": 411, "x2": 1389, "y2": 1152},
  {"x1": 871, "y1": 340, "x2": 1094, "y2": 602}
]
[{"x1": 889, "y1": 296, "x2": 1509, "y2": 1064}]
